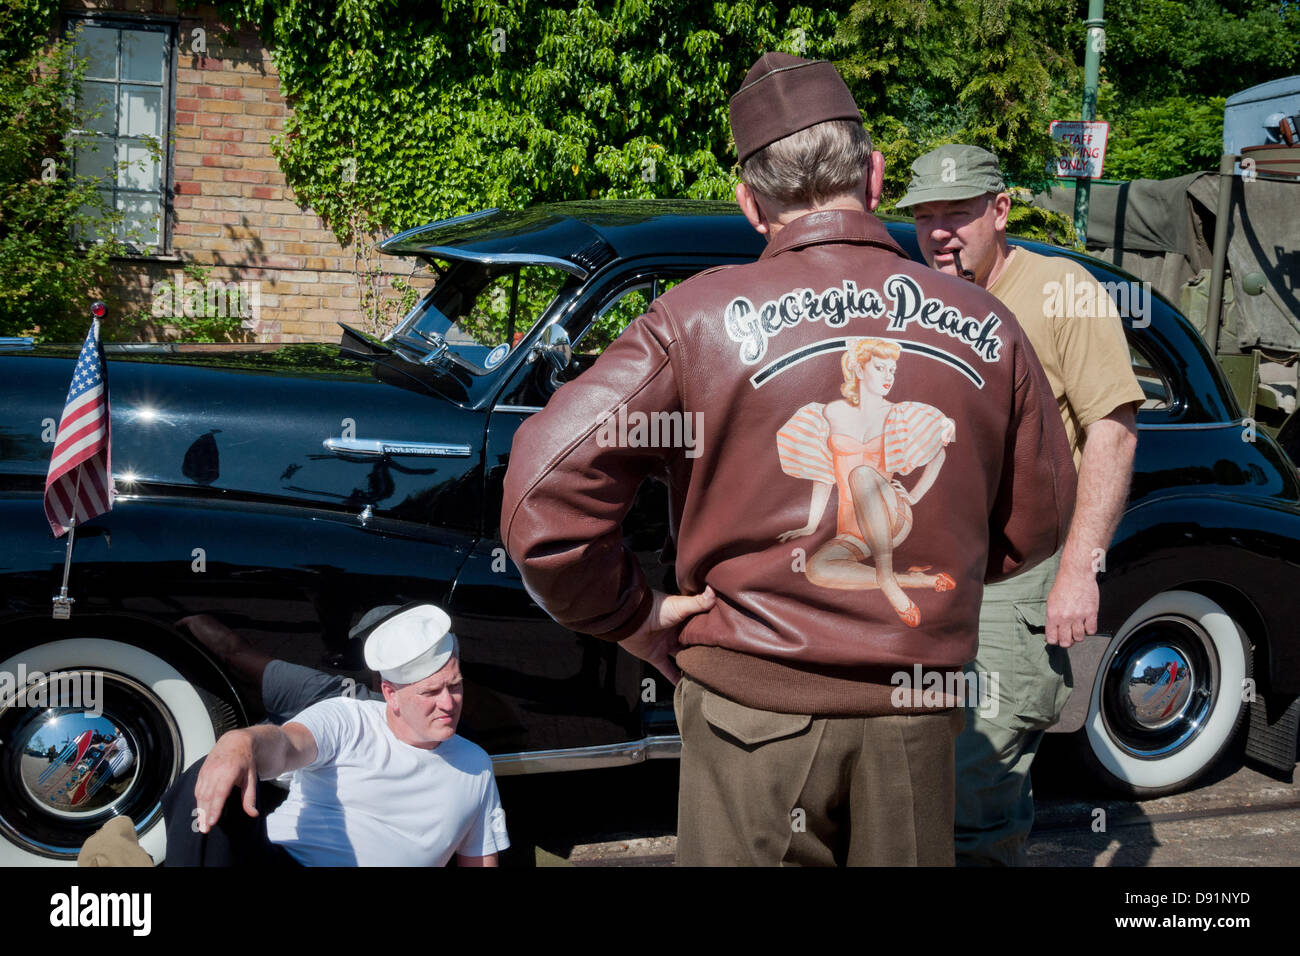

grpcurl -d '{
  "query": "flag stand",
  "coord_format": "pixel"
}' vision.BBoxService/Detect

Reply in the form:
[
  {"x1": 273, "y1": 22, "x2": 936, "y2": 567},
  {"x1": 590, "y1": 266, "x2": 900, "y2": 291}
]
[{"x1": 51, "y1": 467, "x2": 82, "y2": 620}]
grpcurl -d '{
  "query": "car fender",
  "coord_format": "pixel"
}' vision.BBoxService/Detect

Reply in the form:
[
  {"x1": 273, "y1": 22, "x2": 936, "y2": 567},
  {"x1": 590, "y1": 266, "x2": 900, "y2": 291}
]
[
  {"x1": 0, "y1": 493, "x2": 473, "y2": 671},
  {"x1": 1053, "y1": 491, "x2": 1300, "y2": 733}
]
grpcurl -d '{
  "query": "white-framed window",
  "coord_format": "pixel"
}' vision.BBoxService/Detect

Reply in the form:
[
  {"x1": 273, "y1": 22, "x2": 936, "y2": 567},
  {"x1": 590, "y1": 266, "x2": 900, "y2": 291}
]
[{"x1": 66, "y1": 17, "x2": 174, "y2": 252}]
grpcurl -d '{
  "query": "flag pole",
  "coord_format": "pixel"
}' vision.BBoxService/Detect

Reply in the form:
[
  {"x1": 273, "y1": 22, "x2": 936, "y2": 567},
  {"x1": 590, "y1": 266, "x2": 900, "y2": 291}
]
[
  {"x1": 52, "y1": 472, "x2": 81, "y2": 620},
  {"x1": 47, "y1": 301, "x2": 110, "y2": 620}
]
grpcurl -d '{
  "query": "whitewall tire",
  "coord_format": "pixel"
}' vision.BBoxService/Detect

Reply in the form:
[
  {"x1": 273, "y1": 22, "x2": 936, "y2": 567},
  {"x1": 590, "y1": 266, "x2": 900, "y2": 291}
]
[
  {"x1": 0, "y1": 638, "x2": 221, "y2": 866},
  {"x1": 1083, "y1": 590, "x2": 1251, "y2": 797}
]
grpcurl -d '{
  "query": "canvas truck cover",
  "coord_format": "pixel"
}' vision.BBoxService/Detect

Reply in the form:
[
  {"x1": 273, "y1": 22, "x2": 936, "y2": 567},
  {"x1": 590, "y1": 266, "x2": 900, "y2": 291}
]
[{"x1": 1034, "y1": 173, "x2": 1300, "y2": 353}]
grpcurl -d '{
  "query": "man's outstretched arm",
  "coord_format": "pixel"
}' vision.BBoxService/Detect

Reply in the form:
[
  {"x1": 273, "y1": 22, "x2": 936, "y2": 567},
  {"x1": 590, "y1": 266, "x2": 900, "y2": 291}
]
[
  {"x1": 193, "y1": 722, "x2": 318, "y2": 833},
  {"x1": 1046, "y1": 403, "x2": 1139, "y2": 647}
]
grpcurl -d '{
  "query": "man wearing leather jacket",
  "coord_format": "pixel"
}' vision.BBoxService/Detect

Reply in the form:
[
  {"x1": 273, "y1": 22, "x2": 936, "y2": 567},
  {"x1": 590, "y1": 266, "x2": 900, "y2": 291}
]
[{"x1": 501, "y1": 53, "x2": 1077, "y2": 866}]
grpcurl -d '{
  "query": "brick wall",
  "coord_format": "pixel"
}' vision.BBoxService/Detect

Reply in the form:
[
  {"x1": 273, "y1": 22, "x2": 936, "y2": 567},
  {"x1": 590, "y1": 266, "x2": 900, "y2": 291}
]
[{"x1": 67, "y1": 0, "x2": 424, "y2": 343}]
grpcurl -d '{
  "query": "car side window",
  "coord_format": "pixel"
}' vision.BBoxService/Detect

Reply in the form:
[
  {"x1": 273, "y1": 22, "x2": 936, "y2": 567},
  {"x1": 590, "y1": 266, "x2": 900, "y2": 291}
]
[
  {"x1": 552, "y1": 278, "x2": 686, "y2": 382},
  {"x1": 1130, "y1": 341, "x2": 1171, "y2": 411},
  {"x1": 575, "y1": 278, "x2": 685, "y2": 355}
]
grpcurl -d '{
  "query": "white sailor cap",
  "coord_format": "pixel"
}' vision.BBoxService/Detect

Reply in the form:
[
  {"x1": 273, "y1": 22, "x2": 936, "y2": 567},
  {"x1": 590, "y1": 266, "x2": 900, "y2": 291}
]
[{"x1": 363, "y1": 604, "x2": 458, "y2": 685}]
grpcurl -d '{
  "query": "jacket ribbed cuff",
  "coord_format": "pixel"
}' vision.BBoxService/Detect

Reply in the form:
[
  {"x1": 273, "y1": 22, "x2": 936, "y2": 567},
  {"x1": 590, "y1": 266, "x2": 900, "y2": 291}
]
[{"x1": 596, "y1": 589, "x2": 655, "y2": 642}]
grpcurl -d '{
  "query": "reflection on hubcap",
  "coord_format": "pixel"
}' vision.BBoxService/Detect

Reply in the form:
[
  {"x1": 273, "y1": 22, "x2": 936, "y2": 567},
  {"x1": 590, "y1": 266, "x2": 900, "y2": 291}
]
[
  {"x1": 17, "y1": 711, "x2": 138, "y2": 817},
  {"x1": 0, "y1": 670, "x2": 181, "y2": 859},
  {"x1": 1101, "y1": 616, "x2": 1218, "y2": 760},
  {"x1": 1121, "y1": 646, "x2": 1193, "y2": 730}
]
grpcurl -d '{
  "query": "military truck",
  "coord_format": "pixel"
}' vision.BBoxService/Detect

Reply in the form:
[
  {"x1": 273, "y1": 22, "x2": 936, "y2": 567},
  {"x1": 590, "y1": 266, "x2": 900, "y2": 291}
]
[{"x1": 1035, "y1": 76, "x2": 1300, "y2": 465}]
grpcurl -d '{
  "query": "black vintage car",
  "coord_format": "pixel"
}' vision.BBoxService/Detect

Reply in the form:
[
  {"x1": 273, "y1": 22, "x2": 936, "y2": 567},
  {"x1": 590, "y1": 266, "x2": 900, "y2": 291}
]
[{"x1": 2, "y1": 200, "x2": 1298, "y2": 864}]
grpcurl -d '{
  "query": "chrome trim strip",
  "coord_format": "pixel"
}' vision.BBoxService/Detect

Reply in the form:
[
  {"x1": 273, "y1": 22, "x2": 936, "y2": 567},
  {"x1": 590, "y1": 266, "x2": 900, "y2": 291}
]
[
  {"x1": 407, "y1": 246, "x2": 588, "y2": 279},
  {"x1": 1137, "y1": 420, "x2": 1248, "y2": 431},
  {"x1": 490, "y1": 735, "x2": 682, "y2": 775},
  {"x1": 322, "y1": 437, "x2": 473, "y2": 458},
  {"x1": 493, "y1": 404, "x2": 544, "y2": 414}
]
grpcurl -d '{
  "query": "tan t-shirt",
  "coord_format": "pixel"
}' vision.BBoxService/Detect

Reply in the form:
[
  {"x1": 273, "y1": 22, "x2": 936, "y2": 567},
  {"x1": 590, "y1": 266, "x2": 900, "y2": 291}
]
[{"x1": 989, "y1": 247, "x2": 1146, "y2": 470}]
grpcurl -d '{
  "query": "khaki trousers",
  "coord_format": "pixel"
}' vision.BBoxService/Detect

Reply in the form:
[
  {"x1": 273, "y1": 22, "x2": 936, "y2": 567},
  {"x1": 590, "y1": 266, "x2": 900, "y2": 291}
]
[
  {"x1": 674, "y1": 674, "x2": 964, "y2": 866},
  {"x1": 954, "y1": 549, "x2": 1071, "y2": 866}
]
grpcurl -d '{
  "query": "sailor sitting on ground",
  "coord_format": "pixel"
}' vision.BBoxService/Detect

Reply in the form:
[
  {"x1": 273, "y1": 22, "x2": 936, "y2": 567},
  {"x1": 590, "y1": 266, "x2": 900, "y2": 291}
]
[{"x1": 162, "y1": 604, "x2": 509, "y2": 867}]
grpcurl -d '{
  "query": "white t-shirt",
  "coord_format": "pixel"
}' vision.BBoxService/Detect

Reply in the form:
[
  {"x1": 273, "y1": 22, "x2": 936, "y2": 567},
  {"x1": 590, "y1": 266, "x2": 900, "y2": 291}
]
[{"x1": 264, "y1": 697, "x2": 510, "y2": 866}]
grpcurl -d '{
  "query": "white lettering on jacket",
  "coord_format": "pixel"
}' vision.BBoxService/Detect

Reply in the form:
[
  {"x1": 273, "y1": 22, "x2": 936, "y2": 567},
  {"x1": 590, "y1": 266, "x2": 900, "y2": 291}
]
[
  {"x1": 723, "y1": 275, "x2": 1004, "y2": 365},
  {"x1": 883, "y1": 274, "x2": 1003, "y2": 362},
  {"x1": 724, "y1": 280, "x2": 885, "y2": 364}
]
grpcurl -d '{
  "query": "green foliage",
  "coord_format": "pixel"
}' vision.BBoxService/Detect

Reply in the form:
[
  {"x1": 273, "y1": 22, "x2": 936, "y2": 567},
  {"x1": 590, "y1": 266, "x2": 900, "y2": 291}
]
[
  {"x1": 117, "y1": 263, "x2": 252, "y2": 343},
  {"x1": 0, "y1": 6, "x2": 136, "y2": 340},
  {"x1": 1092, "y1": 0, "x2": 1296, "y2": 179},
  {"x1": 198, "y1": 0, "x2": 849, "y2": 241},
  {"x1": 1104, "y1": 96, "x2": 1227, "y2": 181},
  {"x1": 838, "y1": 0, "x2": 1079, "y2": 205},
  {"x1": 1096, "y1": 0, "x2": 1298, "y2": 105},
  {"x1": 1005, "y1": 189, "x2": 1075, "y2": 245}
]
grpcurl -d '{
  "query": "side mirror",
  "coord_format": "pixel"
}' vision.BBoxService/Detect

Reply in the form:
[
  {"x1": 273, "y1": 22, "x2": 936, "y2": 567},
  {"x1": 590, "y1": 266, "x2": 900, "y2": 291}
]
[{"x1": 532, "y1": 323, "x2": 572, "y2": 372}]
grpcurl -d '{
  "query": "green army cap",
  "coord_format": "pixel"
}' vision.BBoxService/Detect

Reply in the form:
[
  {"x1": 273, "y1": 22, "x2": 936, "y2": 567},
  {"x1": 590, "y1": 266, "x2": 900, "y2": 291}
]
[{"x1": 895, "y1": 144, "x2": 1006, "y2": 209}]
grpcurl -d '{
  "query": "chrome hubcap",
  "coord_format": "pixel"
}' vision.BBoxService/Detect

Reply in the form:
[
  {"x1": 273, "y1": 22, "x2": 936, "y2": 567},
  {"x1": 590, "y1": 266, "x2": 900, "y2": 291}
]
[
  {"x1": 1101, "y1": 615, "x2": 1218, "y2": 759},
  {"x1": 0, "y1": 670, "x2": 181, "y2": 858}
]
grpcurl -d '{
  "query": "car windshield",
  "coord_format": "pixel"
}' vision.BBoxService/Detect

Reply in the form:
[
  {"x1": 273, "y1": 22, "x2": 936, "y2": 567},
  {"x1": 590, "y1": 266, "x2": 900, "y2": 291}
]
[{"x1": 385, "y1": 259, "x2": 574, "y2": 374}]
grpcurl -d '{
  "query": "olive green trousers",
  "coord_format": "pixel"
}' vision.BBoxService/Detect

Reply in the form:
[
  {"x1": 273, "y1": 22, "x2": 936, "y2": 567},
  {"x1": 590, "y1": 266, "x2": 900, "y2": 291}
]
[
  {"x1": 954, "y1": 549, "x2": 1072, "y2": 866},
  {"x1": 674, "y1": 674, "x2": 964, "y2": 866}
]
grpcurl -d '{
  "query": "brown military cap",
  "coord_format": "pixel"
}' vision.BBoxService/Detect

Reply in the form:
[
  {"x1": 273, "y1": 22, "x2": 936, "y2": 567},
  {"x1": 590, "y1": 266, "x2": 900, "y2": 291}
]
[{"x1": 729, "y1": 52, "x2": 863, "y2": 165}]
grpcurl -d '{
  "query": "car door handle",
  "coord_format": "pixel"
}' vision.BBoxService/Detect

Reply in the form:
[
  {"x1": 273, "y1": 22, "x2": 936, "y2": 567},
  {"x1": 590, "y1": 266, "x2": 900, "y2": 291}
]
[{"x1": 323, "y1": 437, "x2": 473, "y2": 458}]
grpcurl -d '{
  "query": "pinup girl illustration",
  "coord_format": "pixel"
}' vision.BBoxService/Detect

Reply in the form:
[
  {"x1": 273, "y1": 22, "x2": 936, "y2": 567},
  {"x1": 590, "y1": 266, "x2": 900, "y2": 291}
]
[{"x1": 776, "y1": 337, "x2": 956, "y2": 627}]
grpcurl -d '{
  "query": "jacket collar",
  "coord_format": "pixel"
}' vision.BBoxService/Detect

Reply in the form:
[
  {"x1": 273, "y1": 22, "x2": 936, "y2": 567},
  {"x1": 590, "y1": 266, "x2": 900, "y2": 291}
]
[{"x1": 758, "y1": 208, "x2": 907, "y2": 261}]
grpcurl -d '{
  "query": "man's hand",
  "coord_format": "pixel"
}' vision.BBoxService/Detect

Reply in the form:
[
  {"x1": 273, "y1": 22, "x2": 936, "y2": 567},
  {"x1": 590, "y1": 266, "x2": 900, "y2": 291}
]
[
  {"x1": 617, "y1": 587, "x2": 717, "y2": 685},
  {"x1": 193, "y1": 730, "x2": 260, "y2": 834},
  {"x1": 1045, "y1": 563, "x2": 1098, "y2": 648}
]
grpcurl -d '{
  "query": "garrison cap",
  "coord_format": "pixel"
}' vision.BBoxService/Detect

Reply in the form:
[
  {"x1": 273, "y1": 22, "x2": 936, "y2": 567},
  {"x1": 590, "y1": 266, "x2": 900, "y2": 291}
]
[{"x1": 730, "y1": 52, "x2": 862, "y2": 165}]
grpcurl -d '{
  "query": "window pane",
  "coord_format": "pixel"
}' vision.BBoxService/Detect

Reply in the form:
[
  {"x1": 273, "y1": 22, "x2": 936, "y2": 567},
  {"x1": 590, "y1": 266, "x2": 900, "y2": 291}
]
[
  {"x1": 118, "y1": 140, "x2": 160, "y2": 191},
  {"x1": 120, "y1": 194, "x2": 161, "y2": 248},
  {"x1": 73, "y1": 135, "x2": 115, "y2": 181},
  {"x1": 119, "y1": 85, "x2": 161, "y2": 138},
  {"x1": 75, "y1": 27, "x2": 118, "y2": 81},
  {"x1": 79, "y1": 81, "x2": 117, "y2": 136},
  {"x1": 1130, "y1": 344, "x2": 1170, "y2": 410},
  {"x1": 122, "y1": 30, "x2": 165, "y2": 84},
  {"x1": 454, "y1": 266, "x2": 569, "y2": 350},
  {"x1": 73, "y1": 191, "x2": 114, "y2": 243},
  {"x1": 580, "y1": 286, "x2": 653, "y2": 354}
]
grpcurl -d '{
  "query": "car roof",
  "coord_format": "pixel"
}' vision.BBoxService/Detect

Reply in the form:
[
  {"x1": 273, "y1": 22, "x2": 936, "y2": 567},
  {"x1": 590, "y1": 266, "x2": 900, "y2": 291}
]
[
  {"x1": 379, "y1": 200, "x2": 766, "y2": 278},
  {"x1": 379, "y1": 199, "x2": 1151, "y2": 289}
]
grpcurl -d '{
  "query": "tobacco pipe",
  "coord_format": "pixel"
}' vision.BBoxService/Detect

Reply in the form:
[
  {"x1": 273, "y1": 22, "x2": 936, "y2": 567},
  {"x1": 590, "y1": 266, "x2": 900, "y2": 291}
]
[{"x1": 952, "y1": 250, "x2": 976, "y2": 282}]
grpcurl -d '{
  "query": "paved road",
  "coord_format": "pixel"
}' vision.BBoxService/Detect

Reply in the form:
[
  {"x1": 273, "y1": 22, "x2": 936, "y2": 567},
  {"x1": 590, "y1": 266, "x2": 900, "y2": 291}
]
[{"x1": 494, "y1": 734, "x2": 1300, "y2": 866}]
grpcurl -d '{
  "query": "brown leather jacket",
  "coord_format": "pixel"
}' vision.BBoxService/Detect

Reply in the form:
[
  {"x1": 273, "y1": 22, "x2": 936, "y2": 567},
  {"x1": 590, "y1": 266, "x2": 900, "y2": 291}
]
[{"x1": 502, "y1": 209, "x2": 1076, "y2": 715}]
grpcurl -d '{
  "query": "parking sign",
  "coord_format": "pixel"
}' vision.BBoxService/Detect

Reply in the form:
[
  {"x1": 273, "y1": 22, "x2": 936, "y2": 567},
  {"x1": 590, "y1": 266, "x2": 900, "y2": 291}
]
[{"x1": 1049, "y1": 120, "x2": 1110, "y2": 179}]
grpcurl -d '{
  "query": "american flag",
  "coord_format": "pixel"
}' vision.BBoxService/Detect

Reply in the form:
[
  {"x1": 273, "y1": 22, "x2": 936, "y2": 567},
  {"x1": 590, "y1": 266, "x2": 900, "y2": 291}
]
[{"x1": 44, "y1": 318, "x2": 114, "y2": 537}]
